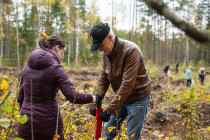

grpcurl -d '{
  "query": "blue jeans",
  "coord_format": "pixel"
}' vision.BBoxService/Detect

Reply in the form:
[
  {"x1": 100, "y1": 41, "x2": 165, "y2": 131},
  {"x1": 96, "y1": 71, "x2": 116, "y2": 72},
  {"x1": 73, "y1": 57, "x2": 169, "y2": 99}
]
[{"x1": 104, "y1": 93, "x2": 151, "y2": 140}]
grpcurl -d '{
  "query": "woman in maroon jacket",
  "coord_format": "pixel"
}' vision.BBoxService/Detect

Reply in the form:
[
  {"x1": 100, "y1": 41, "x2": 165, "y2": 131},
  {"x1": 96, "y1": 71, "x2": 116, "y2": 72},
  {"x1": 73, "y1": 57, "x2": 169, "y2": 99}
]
[{"x1": 17, "y1": 34, "x2": 101, "y2": 140}]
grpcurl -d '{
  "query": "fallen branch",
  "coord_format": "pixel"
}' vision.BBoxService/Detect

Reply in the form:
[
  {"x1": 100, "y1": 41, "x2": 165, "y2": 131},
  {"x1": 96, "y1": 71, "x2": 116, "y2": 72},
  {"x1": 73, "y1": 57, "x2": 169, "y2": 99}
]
[{"x1": 145, "y1": 0, "x2": 210, "y2": 45}]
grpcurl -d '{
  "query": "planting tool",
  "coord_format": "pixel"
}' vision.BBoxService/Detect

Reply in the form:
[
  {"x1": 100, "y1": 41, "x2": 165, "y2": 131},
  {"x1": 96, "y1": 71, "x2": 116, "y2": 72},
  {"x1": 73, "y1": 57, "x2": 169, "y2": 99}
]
[{"x1": 94, "y1": 104, "x2": 103, "y2": 140}]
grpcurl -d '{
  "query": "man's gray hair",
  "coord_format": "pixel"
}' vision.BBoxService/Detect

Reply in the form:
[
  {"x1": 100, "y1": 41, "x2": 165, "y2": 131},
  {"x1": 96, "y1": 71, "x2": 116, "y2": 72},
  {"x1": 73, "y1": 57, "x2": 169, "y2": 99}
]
[{"x1": 108, "y1": 28, "x2": 115, "y2": 38}]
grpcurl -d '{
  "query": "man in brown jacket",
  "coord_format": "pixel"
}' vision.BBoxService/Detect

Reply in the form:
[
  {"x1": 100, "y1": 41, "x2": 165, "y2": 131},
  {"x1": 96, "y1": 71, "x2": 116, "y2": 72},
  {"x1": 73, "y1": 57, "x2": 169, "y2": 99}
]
[{"x1": 90, "y1": 23, "x2": 151, "y2": 140}]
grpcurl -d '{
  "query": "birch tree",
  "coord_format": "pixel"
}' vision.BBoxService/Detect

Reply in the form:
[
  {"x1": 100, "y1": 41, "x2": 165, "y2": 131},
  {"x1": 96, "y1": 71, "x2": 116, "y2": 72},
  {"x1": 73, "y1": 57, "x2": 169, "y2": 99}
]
[
  {"x1": 16, "y1": 1, "x2": 19, "y2": 66},
  {"x1": 35, "y1": 0, "x2": 43, "y2": 49},
  {"x1": 75, "y1": 0, "x2": 80, "y2": 66},
  {"x1": 0, "y1": 0, "x2": 4, "y2": 67}
]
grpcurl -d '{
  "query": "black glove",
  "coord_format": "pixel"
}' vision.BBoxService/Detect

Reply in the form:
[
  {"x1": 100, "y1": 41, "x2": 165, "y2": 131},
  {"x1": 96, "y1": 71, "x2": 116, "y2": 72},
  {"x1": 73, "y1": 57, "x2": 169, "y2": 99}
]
[
  {"x1": 89, "y1": 103, "x2": 97, "y2": 116},
  {"x1": 99, "y1": 110, "x2": 111, "y2": 122}
]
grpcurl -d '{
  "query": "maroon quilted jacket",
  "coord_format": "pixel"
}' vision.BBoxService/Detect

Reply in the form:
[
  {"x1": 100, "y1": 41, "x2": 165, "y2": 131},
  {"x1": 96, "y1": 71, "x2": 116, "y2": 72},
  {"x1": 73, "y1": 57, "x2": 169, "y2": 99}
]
[{"x1": 17, "y1": 48, "x2": 93, "y2": 140}]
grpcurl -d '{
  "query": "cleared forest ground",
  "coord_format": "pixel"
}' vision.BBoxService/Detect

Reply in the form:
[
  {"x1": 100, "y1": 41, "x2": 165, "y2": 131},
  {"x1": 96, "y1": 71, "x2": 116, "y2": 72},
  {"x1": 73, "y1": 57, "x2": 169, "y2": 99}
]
[{"x1": 0, "y1": 66, "x2": 209, "y2": 140}]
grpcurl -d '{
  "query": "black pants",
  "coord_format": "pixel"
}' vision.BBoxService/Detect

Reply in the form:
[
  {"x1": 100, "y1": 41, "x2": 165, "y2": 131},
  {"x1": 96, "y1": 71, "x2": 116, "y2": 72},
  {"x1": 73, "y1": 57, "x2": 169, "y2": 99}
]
[
  {"x1": 200, "y1": 78, "x2": 204, "y2": 85},
  {"x1": 187, "y1": 79, "x2": 191, "y2": 87}
]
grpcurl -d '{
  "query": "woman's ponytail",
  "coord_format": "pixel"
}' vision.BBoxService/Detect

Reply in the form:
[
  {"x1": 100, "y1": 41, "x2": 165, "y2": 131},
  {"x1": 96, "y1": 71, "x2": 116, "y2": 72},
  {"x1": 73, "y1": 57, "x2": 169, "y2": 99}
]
[
  {"x1": 39, "y1": 37, "x2": 50, "y2": 48},
  {"x1": 39, "y1": 32, "x2": 66, "y2": 49}
]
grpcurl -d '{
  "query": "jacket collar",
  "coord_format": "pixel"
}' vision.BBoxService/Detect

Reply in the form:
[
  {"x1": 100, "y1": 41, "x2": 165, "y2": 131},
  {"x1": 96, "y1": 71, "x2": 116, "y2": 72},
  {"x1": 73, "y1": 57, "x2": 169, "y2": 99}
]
[{"x1": 107, "y1": 37, "x2": 123, "y2": 61}]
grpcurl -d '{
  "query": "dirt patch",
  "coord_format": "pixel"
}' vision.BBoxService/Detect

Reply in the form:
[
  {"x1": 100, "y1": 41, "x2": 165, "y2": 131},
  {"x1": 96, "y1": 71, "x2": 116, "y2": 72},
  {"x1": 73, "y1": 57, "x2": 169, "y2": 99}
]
[
  {"x1": 145, "y1": 109, "x2": 181, "y2": 132},
  {"x1": 73, "y1": 75, "x2": 97, "y2": 81},
  {"x1": 0, "y1": 67, "x2": 20, "y2": 77},
  {"x1": 171, "y1": 79, "x2": 186, "y2": 86},
  {"x1": 152, "y1": 84, "x2": 162, "y2": 91},
  {"x1": 67, "y1": 70, "x2": 99, "y2": 76},
  {"x1": 83, "y1": 83, "x2": 92, "y2": 90}
]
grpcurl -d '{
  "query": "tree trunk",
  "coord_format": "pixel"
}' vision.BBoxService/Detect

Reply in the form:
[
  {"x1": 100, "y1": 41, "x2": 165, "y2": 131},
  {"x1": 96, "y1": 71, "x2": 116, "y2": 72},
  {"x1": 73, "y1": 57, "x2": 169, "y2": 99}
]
[
  {"x1": 0, "y1": 1, "x2": 4, "y2": 67},
  {"x1": 129, "y1": 0, "x2": 132, "y2": 40},
  {"x1": 146, "y1": 22, "x2": 150, "y2": 61},
  {"x1": 131, "y1": 0, "x2": 135, "y2": 42},
  {"x1": 35, "y1": 0, "x2": 43, "y2": 49},
  {"x1": 75, "y1": 0, "x2": 79, "y2": 66},
  {"x1": 153, "y1": 13, "x2": 156, "y2": 64},
  {"x1": 7, "y1": 4, "x2": 11, "y2": 58},
  {"x1": 68, "y1": 32, "x2": 71, "y2": 67},
  {"x1": 171, "y1": 32, "x2": 174, "y2": 65},
  {"x1": 164, "y1": 18, "x2": 167, "y2": 63},
  {"x1": 134, "y1": 0, "x2": 137, "y2": 44},
  {"x1": 3, "y1": 2, "x2": 6, "y2": 58},
  {"x1": 83, "y1": 41, "x2": 89, "y2": 66},
  {"x1": 158, "y1": 16, "x2": 162, "y2": 65},
  {"x1": 16, "y1": 1, "x2": 19, "y2": 66},
  {"x1": 207, "y1": 49, "x2": 209, "y2": 65},
  {"x1": 114, "y1": 0, "x2": 117, "y2": 33},
  {"x1": 112, "y1": 0, "x2": 114, "y2": 30},
  {"x1": 185, "y1": 37, "x2": 189, "y2": 66}
]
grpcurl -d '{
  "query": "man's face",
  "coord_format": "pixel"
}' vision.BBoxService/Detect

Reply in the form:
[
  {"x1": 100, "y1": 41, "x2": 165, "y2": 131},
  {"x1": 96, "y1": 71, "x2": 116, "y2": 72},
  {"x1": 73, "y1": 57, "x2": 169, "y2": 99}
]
[{"x1": 99, "y1": 35, "x2": 113, "y2": 55}]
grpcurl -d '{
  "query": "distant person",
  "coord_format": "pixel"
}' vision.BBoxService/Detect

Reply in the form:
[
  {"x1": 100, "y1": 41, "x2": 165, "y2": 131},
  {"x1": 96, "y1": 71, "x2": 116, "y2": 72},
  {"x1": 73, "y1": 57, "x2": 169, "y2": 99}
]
[
  {"x1": 199, "y1": 67, "x2": 205, "y2": 85},
  {"x1": 17, "y1": 33, "x2": 102, "y2": 140},
  {"x1": 186, "y1": 66, "x2": 192, "y2": 87},
  {"x1": 175, "y1": 62, "x2": 179, "y2": 73},
  {"x1": 163, "y1": 65, "x2": 170, "y2": 75}
]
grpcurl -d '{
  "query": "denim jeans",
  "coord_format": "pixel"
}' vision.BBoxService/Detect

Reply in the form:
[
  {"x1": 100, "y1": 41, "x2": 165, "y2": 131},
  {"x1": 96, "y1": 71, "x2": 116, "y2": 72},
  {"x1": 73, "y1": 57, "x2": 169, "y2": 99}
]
[{"x1": 104, "y1": 93, "x2": 151, "y2": 140}]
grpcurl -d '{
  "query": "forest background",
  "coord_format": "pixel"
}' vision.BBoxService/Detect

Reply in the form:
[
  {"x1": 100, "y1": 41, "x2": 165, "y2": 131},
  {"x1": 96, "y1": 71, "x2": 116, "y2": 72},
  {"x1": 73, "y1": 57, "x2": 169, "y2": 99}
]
[{"x1": 0, "y1": 0, "x2": 209, "y2": 67}]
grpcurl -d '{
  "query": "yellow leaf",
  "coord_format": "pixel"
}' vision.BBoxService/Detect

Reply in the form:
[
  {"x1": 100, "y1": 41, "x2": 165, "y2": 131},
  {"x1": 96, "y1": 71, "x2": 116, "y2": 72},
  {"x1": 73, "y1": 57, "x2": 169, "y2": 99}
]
[
  {"x1": 1, "y1": 79, "x2": 8, "y2": 93},
  {"x1": 175, "y1": 122, "x2": 179, "y2": 126},
  {"x1": 65, "y1": 20, "x2": 71, "y2": 30},
  {"x1": 131, "y1": 132, "x2": 135, "y2": 138},
  {"x1": 90, "y1": 122, "x2": 95, "y2": 129},
  {"x1": 108, "y1": 126, "x2": 116, "y2": 133},
  {"x1": 5, "y1": 77, "x2": 13, "y2": 83},
  {"x1": 80, "y1": 32, "x2": 88, "y2": 41},
  {"x1": 119, "y1": 95, "x2": 121, "y2": 99},
  {"x1": 158, "y1": 138, "x2": 163, "y2": 140},
  {"x1": 164, "y1": 137, "x2": 170, "y2": 140},
  {"x1": 114, "y1": 135, "x2": 118, "y2": 140},
  {"x1": 53, "y1": 135, "x2": 60, "y2": 140},
  {"x1": 72, "y1": 125, "x2": 77, "y2": 131},
  {"x1": 115, "y1": 118, "x2": 121, "y2": 121},
  {"x1": 120, "y1": 133, "x2": 129, "y2": 139}
]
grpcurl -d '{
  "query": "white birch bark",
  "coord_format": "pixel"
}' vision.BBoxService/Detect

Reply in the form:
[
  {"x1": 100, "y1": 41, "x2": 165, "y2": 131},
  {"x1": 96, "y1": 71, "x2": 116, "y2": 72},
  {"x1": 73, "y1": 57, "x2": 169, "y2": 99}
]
[
  {"x1": 68, "y1": 32, "x2": 71, "y2": 67},
  {"x1": 184, "y1": 7, "x2": 190, "y2": 66},
  {"x1": 35, "y1": 0, "x2": 43, "y2": 49},
  {"x1": 16, "y1": 1, "x2": 19, "y2": 66},
  {"x1": 185, "y1": 37, "x2": 189, "y2": 66},
  {"x1": 75, "y1": 0, "x2": 79, "y2": 66}
]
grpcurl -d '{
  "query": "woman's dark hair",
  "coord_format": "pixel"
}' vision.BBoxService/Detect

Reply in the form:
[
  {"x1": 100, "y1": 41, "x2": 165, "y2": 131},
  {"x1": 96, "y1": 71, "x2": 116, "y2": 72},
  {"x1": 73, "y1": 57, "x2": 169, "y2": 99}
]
[{"x1": 39, "y1": 35, "x2": 66, "y2": 49}]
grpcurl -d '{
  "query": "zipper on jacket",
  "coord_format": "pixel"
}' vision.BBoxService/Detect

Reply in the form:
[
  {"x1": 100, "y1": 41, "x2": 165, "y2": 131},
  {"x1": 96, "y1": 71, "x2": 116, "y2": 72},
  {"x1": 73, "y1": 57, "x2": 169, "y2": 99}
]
[{"x1": 108, "y1": 37, "x2": 118, "y2": 79}]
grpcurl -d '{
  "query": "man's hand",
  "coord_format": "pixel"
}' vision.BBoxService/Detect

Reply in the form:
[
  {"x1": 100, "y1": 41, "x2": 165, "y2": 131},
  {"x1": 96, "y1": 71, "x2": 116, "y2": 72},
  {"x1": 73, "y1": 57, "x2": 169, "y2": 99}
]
[{"x1": 99, "y1": 110, "x2": 111, "y2": 122}]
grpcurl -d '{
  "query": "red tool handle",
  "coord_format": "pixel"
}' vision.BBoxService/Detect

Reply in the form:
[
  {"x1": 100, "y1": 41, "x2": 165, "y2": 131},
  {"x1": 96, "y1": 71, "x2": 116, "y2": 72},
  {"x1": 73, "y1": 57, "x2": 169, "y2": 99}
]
[{"x1": 94, "y1": 108, "x2": 103, "y2": 140}]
